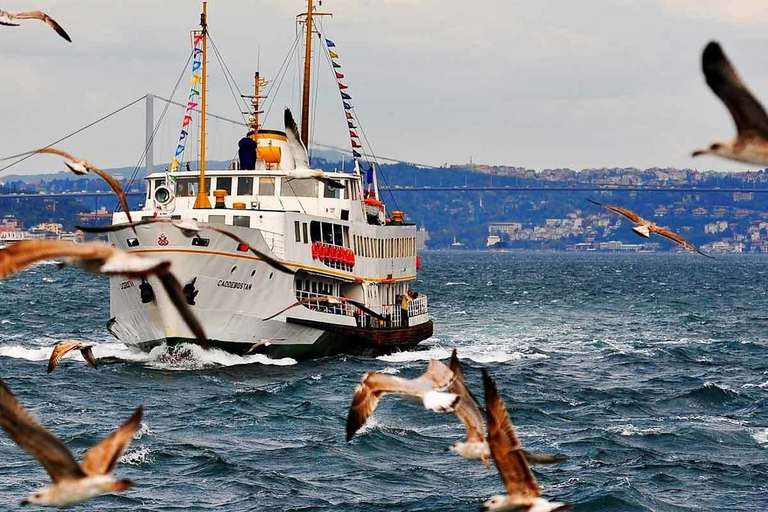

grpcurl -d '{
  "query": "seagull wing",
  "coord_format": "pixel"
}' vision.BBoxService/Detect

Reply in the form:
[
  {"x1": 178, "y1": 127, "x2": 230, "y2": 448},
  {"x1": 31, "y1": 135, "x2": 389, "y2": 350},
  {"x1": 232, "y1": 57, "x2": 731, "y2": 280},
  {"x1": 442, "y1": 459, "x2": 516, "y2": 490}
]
[
  {"x1": 86, "y1": 166, "x2": 135, "y2": 228},
  {"x1": 346, "y1": 371, "x2": 434, "y2": 441},
  {"x1": 80, "y1": 346, "x2": 99, "y2": 371},
  {"x1": 702, "y1": 41, "x2": 768, "y2": 140},
  {"x1": 47, "y1": 340, "x2": 84, "y2": 374},
  {"x1": 416, "y1": 358, "x2": 455, "y2": 390},
  {"x1": 587, "y1": 199, "x2": 644, "y2": 225},
  {"x1": 80, "y1": 406, "x2": 142, "y2": 476},
  {"x1": 262, "y1": 297, "x2": 324, "y2": 322},
  {"x1": 14, "y1": 11, "x2": 71, "y2": 42},
  {"x1": 449, "y1": 350, "x2": 486, "y2": 443},
  {"x1": 0, "y1": 240, "x2": 112, "y2": 279},
  {"x1": 0, "y1": 379, "x2": 84, "y2": 483},
  {"x1": 284, "y1": 108, "x2": 309, "y2": 169},
  {"x1": 156, "y1": 271, "x2": 209, "y2": 349},
  {"x1": 317, "y1": 176, "x2": 345, "y2": 190},
  {"x1": 649, "y1": 225, "x2": 714, "y2": 258},
  {"x1": 343, "y1": 298, "x2": 386, "y2": 321},
  {"x1": 483, "y1": 369, "x2": 540, "y2": 499},
  {"x1": 203, "y1": 225, "x2": 295, "y2": 275}
]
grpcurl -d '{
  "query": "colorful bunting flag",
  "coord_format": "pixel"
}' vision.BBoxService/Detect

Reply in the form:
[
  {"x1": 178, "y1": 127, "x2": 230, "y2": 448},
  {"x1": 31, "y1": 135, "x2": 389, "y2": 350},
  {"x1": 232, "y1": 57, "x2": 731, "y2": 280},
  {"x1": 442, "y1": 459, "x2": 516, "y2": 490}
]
[
  {"x1": 332, "y1": 61, "x2": 341, "y2": 69},
  {"x1": 329, "y1": 50, "x2": 339, "y2": 59},
  {"x1": 347, "y1": 122, "x2": 356, "y2": 129},
  {"x1": 325, "y1": 38, "x2": 336, "y2": 48},
  {"x1": 338, "y1": 83, "x2": 348, "y2": 90},
  {"x1": 349, "y1": 130, "x2": 358, "y2": 138},
  {"x1": 193, "y1": 34, "x2": 203, "y2": 46},
  {"x1": 343, "y1": 102, "x2": 352, "y2": 110},
  {"x1": 192, "y1": 60, "x2": 201, "y2": 72},
  {"x1": 353, "y1": 150, "x2": 362, "y2": 158},
  {"x1": 351, "y1": 140, "x2": 362, "y2": 149},
  {"x1": 345, "y1": 112, "x2": 354, "y2": 120},
  {"x1": 335, "y1": 72, "x2": 344, "y2": 79},
  {"x1": 341, "y1": 92, "x2": 352, "y2": 100},
  {"x1": 170, "y1": 34, "x2": 204, "y2": 177}
]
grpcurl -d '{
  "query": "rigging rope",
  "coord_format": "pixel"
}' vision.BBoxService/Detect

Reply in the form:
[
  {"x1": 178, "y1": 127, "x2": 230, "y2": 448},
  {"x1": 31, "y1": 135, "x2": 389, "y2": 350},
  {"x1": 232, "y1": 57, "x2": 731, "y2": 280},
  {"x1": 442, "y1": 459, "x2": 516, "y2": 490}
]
[
  {"x1": 208, "y1": 32, "x2": 252, "y2": 124},
  {"x1": 0, "y1": 95, "x2": 147, "y2": 176},
  {"x1": 262, "y1": 29, "x2": 303, "y2": 125}
]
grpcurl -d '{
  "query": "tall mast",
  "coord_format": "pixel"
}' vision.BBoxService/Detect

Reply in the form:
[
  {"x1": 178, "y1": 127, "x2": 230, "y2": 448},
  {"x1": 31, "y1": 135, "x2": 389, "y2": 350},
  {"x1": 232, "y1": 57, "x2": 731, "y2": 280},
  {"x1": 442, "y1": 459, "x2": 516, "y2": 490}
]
[
  {"x1": 194, "y1": 1, "x2": 211, "y2": 209},
  {"x1": 299, "y1": 1, "x2": 331, "y2": 150},
  {"x1": 300, "y1": 0, "x2": 313, "y2": 146}
]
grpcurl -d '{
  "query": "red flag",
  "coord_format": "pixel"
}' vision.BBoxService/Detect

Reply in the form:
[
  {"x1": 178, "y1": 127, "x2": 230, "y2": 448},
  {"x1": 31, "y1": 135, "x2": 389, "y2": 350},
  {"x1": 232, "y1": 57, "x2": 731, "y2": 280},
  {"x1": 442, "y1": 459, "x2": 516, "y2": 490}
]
[
  {"x1": 193, "y1": 34, "x2": 204, "y2": 46},
  {"x1": 349, "y1": 130, "x2": 358, "y2": 138},
  {"x1": 335, "y1": 72, "x2": 344, "y2": 79},
  {"x1": 351, "y1": 140, "x2": 362, "y2": 148},
  {"x1": 182, "y1": 115, "x2": 193, "y2": 127},
  {"x1": 338, "y1": 83, "x2": 349, "y2": 90}
]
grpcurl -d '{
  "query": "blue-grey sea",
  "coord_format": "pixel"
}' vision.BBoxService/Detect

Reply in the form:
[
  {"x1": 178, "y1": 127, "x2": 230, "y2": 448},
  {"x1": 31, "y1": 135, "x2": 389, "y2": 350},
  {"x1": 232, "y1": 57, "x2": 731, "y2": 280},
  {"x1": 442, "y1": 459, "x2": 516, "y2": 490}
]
[{"x1": 1, "y1": 251, "x2": 767, "y2": 511}]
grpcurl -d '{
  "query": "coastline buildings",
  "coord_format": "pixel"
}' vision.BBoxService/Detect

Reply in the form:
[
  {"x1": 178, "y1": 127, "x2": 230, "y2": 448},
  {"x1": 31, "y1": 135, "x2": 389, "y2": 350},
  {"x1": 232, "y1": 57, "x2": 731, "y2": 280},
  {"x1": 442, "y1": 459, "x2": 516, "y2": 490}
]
[{"x1": 0, "y1": 215, "x2": 83, "y2": 247}]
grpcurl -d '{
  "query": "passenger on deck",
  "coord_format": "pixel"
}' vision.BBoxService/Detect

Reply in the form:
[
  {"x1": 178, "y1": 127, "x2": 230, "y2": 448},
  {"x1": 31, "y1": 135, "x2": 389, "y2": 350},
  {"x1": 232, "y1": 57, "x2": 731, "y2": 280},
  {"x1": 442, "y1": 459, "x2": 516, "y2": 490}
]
[
  {"x1": 400, "y1": 292, "x2": 411, "y2": 328},
  {"x1": 238, "y1": 131, "x2": 257, "y2": 170}
]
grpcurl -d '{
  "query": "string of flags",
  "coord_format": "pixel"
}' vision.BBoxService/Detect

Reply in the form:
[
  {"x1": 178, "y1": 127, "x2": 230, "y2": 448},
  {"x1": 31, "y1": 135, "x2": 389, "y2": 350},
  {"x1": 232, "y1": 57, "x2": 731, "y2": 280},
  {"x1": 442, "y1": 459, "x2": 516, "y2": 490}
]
[
  {"x1": 169, "y1": 33, "x2": 204, "y2": 177},
  {"x1": 325, "y1": 38, "x2": 366, "y2": 164}
]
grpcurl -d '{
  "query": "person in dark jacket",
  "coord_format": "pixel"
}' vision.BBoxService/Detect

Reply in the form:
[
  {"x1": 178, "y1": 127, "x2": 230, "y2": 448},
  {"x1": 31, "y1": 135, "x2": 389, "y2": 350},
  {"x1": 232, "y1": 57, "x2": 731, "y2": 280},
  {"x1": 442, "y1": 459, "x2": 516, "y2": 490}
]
[{"x1": 238, "y1": 131, "x2": 257, "y2": 170}]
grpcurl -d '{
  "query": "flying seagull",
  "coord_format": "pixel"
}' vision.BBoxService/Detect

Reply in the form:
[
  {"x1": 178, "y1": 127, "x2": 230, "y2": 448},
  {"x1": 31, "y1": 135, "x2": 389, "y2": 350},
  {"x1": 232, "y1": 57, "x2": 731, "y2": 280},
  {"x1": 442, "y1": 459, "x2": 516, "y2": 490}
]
[
  {"x1": 446, "y1": 350, "x2": 567, "y2": 468},
  {"x1": 588, "y1": 199, "x2": 713, "y2": 258},
  {"x1": 346, "y1": 359, "x2": 460, "y2": 442},
  {"x1": 78, "y1": 218, "x2": 295, "y2": 275},
  {"x1": 693, "y1": 41, "x2": 768, "y2": 166},
  {"x1": 480, "y1": 370, "x2": 572, "y2": 512},
  {"x1": 0, "y1": 378, "x2": 140, "y2": 507},
  {"x1": 28, "y1": 148, "x2": 135, "y2": 230},
  {"x1": 47, "y1": 340, "x2": 98, "y2": 374},
  {"x1": 0, "y1": 240, "x2": 209, "y2": 348},
  {"x1": 284, "y1": 108, "x2": 344, "y2": 190},
  {"x1": 0, "y1": 9, "x2": 71, "y2": 42},
  {"x1": 262, "y1": 295, "x2": 385, "y2": 322}
]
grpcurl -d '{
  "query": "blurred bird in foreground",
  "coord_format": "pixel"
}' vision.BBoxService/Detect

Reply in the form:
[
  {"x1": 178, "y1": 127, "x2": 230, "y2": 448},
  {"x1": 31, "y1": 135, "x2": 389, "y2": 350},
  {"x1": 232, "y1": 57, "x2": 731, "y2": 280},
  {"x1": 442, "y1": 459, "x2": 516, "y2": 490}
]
[{"x1": 0, "y1": 8, "x2": 71, "y2": 41}]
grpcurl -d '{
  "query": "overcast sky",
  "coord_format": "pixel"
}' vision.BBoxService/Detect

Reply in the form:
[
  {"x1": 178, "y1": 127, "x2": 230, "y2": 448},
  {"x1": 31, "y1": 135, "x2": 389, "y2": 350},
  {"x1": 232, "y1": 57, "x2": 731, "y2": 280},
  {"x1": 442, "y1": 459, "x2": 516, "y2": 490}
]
[{"x1": 2, "y1": 0, "x2": 768, "y2": 176}]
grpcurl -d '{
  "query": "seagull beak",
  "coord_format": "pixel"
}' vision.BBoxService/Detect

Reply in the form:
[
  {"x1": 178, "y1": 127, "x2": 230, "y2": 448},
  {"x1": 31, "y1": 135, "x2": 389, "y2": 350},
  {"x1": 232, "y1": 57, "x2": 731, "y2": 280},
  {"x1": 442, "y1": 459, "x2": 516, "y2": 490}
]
[
  {"x1": 64, "y1": 160, "x2": 89, "y2": 175},
  {"x1": 691, "y1": 149, "x2": 706, "y2": 157},
  {"x1": 19, "y1": 499, "x2": 29, "y2": 506}
]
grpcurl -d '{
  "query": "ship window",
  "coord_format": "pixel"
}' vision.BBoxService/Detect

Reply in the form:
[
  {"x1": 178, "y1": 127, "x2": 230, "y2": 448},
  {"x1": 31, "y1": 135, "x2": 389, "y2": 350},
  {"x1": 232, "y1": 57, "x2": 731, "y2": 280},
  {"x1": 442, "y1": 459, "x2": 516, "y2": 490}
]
[
  {"x1": 311, "y1": 281, "x2": 317, "y2": 293},
  {"x1": 353, "y1": 235, "x2": 358, "y2": 254},
  {"x1": 237, "y1": 177, "x2": 254, "y2": 195},
  {"x1": 333, "y1": 224, "x2": 343, "y2": 246},
  {"x1": 233, "y1": 216, "x2": 250, "y2": 228},
  {"x1": 215, "y1": 177, "x2": 232, "y2": 195},
  {"x1": 302, "y1": 223, "x2": 309, "y2": 243},
  {"x1": 310, "y1": 221, "x2": 321, "y2": 242},
  {"x1": 175, "y1": 178, "x2": 211, "y2": 197},
  {"x1": 294, "y1": 221, "x2": 301, "y2": 242},
  {"x1": 258, "y1": 177, "x2": 275, "y2": 196},
  {"x1": 324, "y1": 182, "x2": 340, "y2": 198},
  {"x1": 281, "y1": 178, "x2": 317, "y2": 197},
  {"x1": 343, "y1": 226, "x2": 350, "y2": 248},
  {"x1": 322, "y1": 223, "x2": 334, "y2": 244},
  {"x1": 380, "y1": 239, "x2": 384, "y2": 259},
  {"x1": 208, "y1": 215, "x2": 226, "y2": 224}
]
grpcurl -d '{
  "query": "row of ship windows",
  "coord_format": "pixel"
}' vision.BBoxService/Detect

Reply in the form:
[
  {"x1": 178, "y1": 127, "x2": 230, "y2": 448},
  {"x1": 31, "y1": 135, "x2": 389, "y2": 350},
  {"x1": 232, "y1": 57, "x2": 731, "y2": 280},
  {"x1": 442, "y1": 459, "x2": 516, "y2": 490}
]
[
  {"x1": 291, "y1": 220, "x2": 416, "y2": 259},
  {"x1": 151, "y1": 177, "x2": 354, "y2": 200},
  {"x1": 353, "y1": 235, "x2": 416, "y2": 259}
]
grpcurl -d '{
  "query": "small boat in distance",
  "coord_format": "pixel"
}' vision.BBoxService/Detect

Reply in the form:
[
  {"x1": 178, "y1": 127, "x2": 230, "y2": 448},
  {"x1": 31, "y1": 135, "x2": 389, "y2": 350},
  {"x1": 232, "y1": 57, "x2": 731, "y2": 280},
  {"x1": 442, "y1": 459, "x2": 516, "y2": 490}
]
[{"x1": 105, "y1": 1, "x2": 432, "y2": 359}]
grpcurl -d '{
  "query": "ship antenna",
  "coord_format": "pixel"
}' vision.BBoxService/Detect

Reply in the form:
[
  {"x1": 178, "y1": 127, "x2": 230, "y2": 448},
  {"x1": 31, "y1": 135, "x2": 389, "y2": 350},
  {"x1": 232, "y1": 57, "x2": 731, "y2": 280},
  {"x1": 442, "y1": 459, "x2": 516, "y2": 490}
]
[{"x1": 194, "y1": 1, "x2": 212, "y2": 209}]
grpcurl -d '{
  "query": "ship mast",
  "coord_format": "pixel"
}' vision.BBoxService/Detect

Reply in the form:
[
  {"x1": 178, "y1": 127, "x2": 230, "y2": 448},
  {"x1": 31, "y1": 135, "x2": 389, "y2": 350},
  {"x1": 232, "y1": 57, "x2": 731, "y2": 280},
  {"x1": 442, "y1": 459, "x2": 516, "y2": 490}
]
[
  {"x1": 299, "y1": 1, "x2": 331, "y2": 150},
  {"x1": 194, "y1": 1, "x2": 211, "y2": 209}
]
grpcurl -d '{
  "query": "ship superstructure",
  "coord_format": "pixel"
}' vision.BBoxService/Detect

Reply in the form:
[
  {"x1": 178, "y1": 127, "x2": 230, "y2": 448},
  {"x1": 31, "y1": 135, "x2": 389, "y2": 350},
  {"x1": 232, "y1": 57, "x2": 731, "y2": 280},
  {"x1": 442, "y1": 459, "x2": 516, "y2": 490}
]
[{"x1": 106, "y1": 1, "x2": 432, "y2": 358}]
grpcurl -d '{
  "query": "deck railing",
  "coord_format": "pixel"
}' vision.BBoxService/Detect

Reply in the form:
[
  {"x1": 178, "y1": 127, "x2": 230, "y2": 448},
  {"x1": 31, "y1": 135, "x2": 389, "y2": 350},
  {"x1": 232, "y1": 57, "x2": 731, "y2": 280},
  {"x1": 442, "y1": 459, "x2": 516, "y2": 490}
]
[{"x1": 291, "y1": 291, "x2": 429, "y2": 329}]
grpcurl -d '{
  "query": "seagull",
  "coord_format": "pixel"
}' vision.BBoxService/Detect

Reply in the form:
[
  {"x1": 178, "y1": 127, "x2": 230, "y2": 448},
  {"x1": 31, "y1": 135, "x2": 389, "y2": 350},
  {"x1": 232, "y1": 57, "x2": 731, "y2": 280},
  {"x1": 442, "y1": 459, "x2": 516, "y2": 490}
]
[
  {"x1": 446, "y1": 350, "x2": 567, "y2": 468},
  {"x1": 78, "y1": 218, "x2": 295, "y2": 275},
  {"x1": 0, "y1": 378, "x2": 141, "y2": 507},
  {"x1": 480, "y1": 370, "x2": 571, "y2": 512},
  {"x1": 0, "y1": 9, "x2": 71, "y2": 42},
  {"x1": 693, "y1": 41, "x2": 768, "y2": 166},
  {"x1": 262, "y1": 295, "x2": 385, "y2": 322},
  {"x1": 587, "y1": 199, "x2": 713, "y2": 258},
  {"x1": 284, "y1": 108, "x2": 344, "y2": 190},
  {"x1": 28, "y1": 148, "x2": 135, "y2": 230},
  {"x1": 47, "y1": 340, "x2": 98, "y2": 374},
  {"x1": 346, "y1": 359, "x2": 460, "y2": 442},
  {"x1": 0, "y1": 240, "x2": 208, "y2": 348}
]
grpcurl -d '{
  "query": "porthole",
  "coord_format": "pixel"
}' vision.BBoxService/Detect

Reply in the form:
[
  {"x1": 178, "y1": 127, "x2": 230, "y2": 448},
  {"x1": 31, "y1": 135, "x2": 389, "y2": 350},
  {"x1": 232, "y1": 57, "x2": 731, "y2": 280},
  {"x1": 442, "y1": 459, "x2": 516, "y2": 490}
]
[
  {"x1": 250, "y1": 269, "x2": 256, "y2": 277},
  {"x1": 269, "y1": 272, "x2": 274, "y2": 280},
  {"x1": 230, "y1": 265, "x2": 237, "y2": 274}
]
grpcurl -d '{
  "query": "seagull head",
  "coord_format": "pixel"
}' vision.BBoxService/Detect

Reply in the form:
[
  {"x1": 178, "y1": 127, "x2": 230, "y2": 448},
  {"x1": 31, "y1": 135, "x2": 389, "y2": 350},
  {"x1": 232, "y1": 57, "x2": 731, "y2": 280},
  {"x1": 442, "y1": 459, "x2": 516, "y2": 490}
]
[
  {"x1": 21, "y1": 489, "x2": 50, "y2": 506},
  {"x1": 479, "y1": 495, "x2": 507, "y2": 511},
  {"x1": 63, "y1": 160, "x2": 89, "y2": 175},
  {"x1": 631, "y1": 225, "x2": 651, "y2": 238}
]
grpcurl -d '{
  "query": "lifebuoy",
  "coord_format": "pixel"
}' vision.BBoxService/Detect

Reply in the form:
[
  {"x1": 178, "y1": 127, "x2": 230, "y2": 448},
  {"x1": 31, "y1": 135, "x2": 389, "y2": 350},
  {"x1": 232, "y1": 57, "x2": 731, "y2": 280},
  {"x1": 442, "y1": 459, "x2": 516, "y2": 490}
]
[{"x1": 311, "y1": 241, "x2": 320, "y2": 259}]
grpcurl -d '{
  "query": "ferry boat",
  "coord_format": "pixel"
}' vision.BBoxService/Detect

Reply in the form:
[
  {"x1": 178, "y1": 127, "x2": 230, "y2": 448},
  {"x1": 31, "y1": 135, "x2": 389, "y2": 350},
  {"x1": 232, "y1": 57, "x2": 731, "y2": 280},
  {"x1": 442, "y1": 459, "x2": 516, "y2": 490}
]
[{"x1": 105, "y1": 1, "x2": 432, "y2": 359}]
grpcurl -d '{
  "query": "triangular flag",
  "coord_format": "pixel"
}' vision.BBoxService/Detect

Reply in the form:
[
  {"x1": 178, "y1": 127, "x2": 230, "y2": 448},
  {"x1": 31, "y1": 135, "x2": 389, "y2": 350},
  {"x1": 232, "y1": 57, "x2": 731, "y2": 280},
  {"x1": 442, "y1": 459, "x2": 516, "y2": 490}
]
[
  {"x1": 345, "y1": 112, "x2": 354, "y2": 119},
  {"x1": 193, "y1": 34, "x2": 204, "y2": 46},
  {"x1": 335, "y1": 72, "x2": 344, "y2": 79},
  {"x1": 182, "y1": 115, "x2": 193, "y2": 127},
  {"x1": 343, "y1": 102, "x2": 353, "y2": 110},
  {"x1": 175, "y1": 144, "x2": 185, "y2": 157},
  {"x1": 192, "y1": 60, "x2": 202, "y2": 72},
  {"x1": 329, "y1": 50, "x2": 339, "y2": 59},
  {"x1": 349, "y1": 130, "x2": 358, "y2": 138},
  {"x1": 191, "y1": 74, "x2": 201, "y2": 85},
  {"x1": 332, "y1": 61, "x2": 341, "y2": 69},
  {"x1": 189, "y1": 88, "x2": 200, "y2": 97},
  {"x1": 325, "y1": 39, "x2": 336, "y2": 48},
  {"x1": 351, "y1": 140, "x2": 362, "y2": 148},
  {"x1": 352, "y1": 150, "x2": 362, "y2": 158},
  {"x1": 193, "y1": 47, "x2": 203, "y2": 57},
  {"x1": 179, "y1": 130, "x2": 188, "y2": 140},
  {"x1": 338, "y1": 83, "x2": 349, "y2": 90},
  {"x1": 347, "y1": 122, "x2": 356, "y2": 129},
  {"x1": 186, "y1": 101, "x2": 199, "y2": 111},
  {"x1": 341, "y1": 92, "x2": 352, "y2": 100}
]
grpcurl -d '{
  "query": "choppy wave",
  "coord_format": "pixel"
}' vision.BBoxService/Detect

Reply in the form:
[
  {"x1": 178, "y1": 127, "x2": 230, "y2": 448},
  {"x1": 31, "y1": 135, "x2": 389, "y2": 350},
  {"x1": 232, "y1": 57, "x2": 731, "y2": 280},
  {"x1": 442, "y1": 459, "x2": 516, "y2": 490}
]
[{"x1": 377, "y1": 344, "x2": 547, "y2": 364}]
